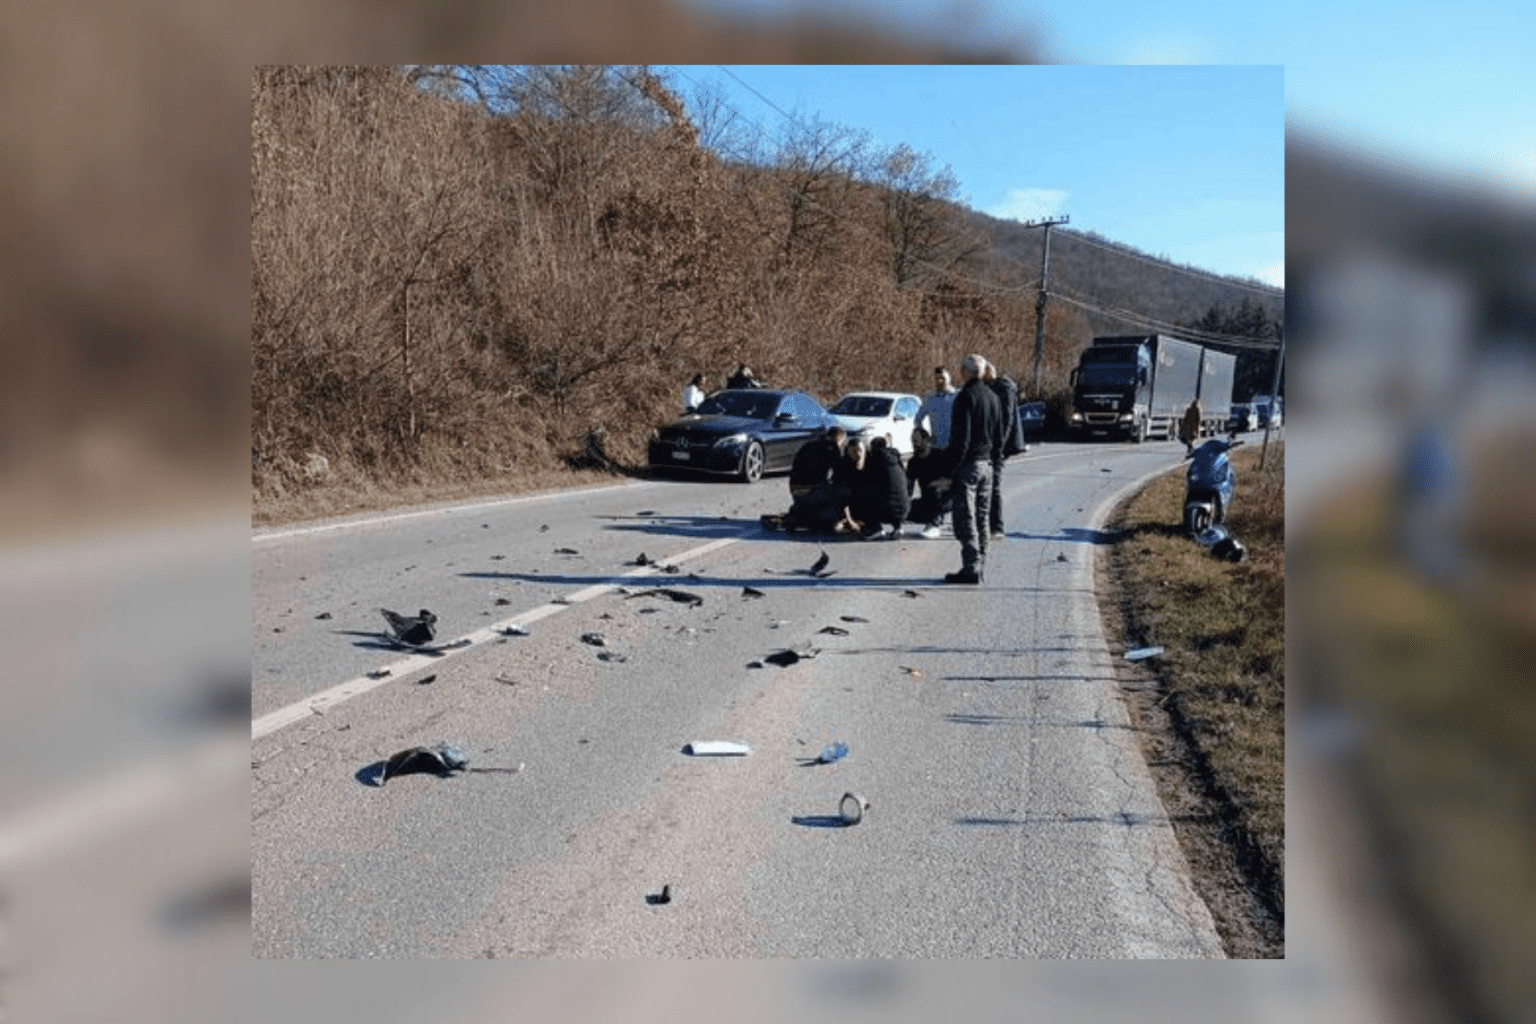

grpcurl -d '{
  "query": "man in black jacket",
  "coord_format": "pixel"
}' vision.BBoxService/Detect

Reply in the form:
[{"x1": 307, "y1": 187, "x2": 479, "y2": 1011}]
[
  {"x1": 766, "y1": 426, "x2": 847, "y2": 532},
  {"x1": 904, "y1": 426, "x2": 950, "y2": 536},
  {"x1": 850, "y1": 436, "x2": 910, "y2": 538},
  {"x1": 942, "y1": 354, "x2": 1004, "y2": 584},
  {"x1": 983, "y1": 361, "x2": 1025, "y2": 538}
]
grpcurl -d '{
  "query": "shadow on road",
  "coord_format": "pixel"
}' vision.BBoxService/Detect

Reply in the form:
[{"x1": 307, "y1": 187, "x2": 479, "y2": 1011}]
[
  {"x1": 791, "y1": 815, "x2": 852, "y2": 829},
  {"x1": 955, "y1": 811, "x2": 1192, "y2": 828},
  {"x1": 459, "y1": 571, "x2": 950, "y2": 592},
  {"x1": 1002, "y1": 527, "x2": 1122, "y2": 545},
  {"x1": 331, "y1": 630, "x2": 462, "y2": 655}
]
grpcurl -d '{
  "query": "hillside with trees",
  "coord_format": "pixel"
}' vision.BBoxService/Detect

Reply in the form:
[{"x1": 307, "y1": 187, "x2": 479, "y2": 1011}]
[{"x1": 251, "y1": 65, "x2": 1283, "y2": 516}]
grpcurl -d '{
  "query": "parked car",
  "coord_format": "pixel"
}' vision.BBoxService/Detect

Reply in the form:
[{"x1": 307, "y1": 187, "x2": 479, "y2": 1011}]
[
  {"x1": 1227, "y1": 402, "x2": 1258, "y2": 433},
  {"x1": 827, "y1": 391, "x2": 925, "y2": 456},
  {"x1": 1018, "y1": 401, "x2": 1046, "y2": 442},
  {"x1": 648, "y1": 389, "x2": 835, "y2": 482},
  {"x1": 1252, "y1": 396, "x2": 1283, "y2": 429}
]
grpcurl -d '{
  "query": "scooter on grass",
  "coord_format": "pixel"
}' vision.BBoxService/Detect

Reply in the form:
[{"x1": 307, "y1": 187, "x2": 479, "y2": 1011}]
[{"x1": 1183, "y1": 436, "x2": 1244, "y2": 537}]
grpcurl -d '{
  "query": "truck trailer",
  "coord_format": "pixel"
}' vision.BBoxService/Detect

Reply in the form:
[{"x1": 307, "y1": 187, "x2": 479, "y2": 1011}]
[
  {"x1": 1196, "y1": 347, "x2": 1236, "y2": 437},
  {"x1": 1068, "y1": 334, "x2": 1203, "y2": 442}
]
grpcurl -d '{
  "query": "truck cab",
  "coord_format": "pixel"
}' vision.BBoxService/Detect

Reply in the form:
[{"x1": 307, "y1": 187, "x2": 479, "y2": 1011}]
[{"x1": 1068, "y1": 342, "x2": 1150, "y2": 440}]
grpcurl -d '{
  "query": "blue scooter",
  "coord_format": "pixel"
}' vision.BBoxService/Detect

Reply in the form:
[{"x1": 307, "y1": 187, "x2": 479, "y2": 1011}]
[{"x1": 1183, "y1": 437, "x2": 1244, "y2": 536}]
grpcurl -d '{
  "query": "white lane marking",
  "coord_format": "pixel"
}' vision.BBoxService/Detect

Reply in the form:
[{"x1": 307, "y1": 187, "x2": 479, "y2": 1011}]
[
  {"x1": 252, "y1": 534, "x2": 741, "y2": 740},
  {"x1": 253, "y1": 481, "x2": 648, "y2": 543}
]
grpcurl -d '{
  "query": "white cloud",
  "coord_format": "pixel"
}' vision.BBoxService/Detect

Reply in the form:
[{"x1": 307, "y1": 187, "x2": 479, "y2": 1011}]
[
  {"x1": 1257, "y1": 261, "x2": 1286, "y2": 288},
  {"x1": 987, "y1": 187, "x2": 1070, "y2": 223}
]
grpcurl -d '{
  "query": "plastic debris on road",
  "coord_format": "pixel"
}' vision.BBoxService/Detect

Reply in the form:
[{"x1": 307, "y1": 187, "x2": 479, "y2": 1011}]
[
  {"x1": 625, "y1": 588, "x2": 703, "y2": 606},
  {"x1": 378, "y1": 744, "x2": 468, "y2": 785},
  {"x1": 764, "y1": 648, "x2": 820, "y2": 667},
  {"x1": 816, "y1": 742, "x2": 848, "y2": 764},
  {"x1": 839, "y1": 792, "x2": 870, "y2": 825},
  {"x1": 1125, "y1": 646, "x2": 1165, "y2": 661},
  {"x1": 683, "y1": 741, "x2": 751, "y2": 756}
]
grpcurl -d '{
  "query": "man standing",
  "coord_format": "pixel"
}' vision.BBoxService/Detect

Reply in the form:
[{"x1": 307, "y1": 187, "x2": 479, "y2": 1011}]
[
  {"x1": 982, "y1": 361, "x2": 1024, "y2": 538},
  {"x1": 941, "y1": 354, "x2": 1004, "y2": 585},
  {"x1": 1179, "y1": 396, "x2": 1203, "y2": 455},
  {"x1": 919, "y1": 366, "x2": 958, "y2": 449}
]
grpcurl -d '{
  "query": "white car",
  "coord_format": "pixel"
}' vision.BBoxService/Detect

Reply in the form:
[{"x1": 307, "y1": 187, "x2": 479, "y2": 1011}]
[{"x1": 828, "y1": 391, "x2": 926, "y2": 456}]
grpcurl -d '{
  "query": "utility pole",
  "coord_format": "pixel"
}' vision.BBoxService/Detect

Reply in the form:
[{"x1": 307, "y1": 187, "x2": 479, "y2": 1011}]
[
  {"x1": 1026, "y1": 215, "x2": 1070, "y2": 397},
  {"x1": 1259, "y1": 325, "x2": 1284, "y2": 471}
]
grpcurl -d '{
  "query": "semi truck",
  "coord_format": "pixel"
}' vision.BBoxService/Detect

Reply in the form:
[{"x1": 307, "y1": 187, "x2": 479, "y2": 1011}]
[
  {"x1": 1196, "y1": 347, "x2": 1236, "y2": 437},
  {"x1": 1068, "y1": 334, "x2": 1203, "y2": 442}
]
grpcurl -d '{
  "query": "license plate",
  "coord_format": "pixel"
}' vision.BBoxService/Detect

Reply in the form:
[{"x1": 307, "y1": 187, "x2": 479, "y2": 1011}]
[{"x1": 671, "y1": 451, "x2": 690, "y2": 460}]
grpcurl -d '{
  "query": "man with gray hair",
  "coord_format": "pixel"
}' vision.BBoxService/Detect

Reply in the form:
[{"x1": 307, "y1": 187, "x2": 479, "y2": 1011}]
[{"x1": 941, "y1": 354, "x2": 1005, "y2": 584}]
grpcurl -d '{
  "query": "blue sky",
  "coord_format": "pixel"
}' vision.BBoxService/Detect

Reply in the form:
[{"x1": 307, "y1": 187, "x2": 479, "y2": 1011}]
[
  {"x1": 675, "y1": 65, "x2": 1285, "y2": 287},
  {"x1": 678, "y1": 0, "x2": 1536, "y2": 283}
]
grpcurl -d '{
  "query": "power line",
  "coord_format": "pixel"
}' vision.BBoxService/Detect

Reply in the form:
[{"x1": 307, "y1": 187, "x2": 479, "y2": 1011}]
[
  {"x1": 1064, "y1": 229, "x2": 1284, "y2": 297},
  {"x1": 1049, "y1": 288, "x2": 1282, "y2": 350}
]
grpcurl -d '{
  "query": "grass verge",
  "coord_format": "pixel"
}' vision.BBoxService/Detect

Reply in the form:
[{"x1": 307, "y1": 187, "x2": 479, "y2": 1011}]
[
  {"x1": 1098, "y1": 438, "x2": 1285, "y2": 957},
  {"x1": 1291, "y1": 430, "x2": 1536, "y2": 1022}
]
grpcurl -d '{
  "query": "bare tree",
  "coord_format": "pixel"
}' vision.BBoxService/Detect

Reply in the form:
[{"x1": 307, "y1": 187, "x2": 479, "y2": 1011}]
[{"x1": 869, "y1": 142, "x2": 984, "y2": 290}]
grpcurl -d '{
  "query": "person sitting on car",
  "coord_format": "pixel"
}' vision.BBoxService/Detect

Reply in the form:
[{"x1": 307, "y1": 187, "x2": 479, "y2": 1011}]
[
  {"x1": 904, "y1": 427, "x2": 951, "y2": 538},
  {"x1": 849, "y1": 435, "x2": 910, "y2": 539}
]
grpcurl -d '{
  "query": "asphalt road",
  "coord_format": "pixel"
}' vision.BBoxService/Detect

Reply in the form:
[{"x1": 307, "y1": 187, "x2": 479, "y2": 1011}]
[{"x1": 251, "y1": 439, "x2": 1226, "y2": 958}]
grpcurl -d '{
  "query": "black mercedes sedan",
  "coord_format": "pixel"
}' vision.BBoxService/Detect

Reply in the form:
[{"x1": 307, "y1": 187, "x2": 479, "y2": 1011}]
[{"x1": 648, "y1": 389, "x2": 835, "y2": 482}]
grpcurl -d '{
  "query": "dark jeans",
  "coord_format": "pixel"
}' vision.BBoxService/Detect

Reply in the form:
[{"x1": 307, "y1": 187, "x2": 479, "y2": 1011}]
[
  {"x1": 988, "y1": 456, "x2": 1007, "y2": 535},
  {"x1": 950, "y1": 460, "x2": 992, "y2": 573},
  {"x1": 908, "y1": 476, "x2": 951, "y2": 526}
]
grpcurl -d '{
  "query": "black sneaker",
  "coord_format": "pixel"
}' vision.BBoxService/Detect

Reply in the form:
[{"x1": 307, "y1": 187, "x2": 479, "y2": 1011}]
[{"x1": 942, "y1": 568, "x2": 982, "y2": 585}]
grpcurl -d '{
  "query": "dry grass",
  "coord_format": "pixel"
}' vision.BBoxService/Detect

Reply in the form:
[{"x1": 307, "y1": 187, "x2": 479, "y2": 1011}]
[
  {"x1": 1292, "y1": 431, "x2": 1536, "y2": 1022},
  {"x1": 1101, "y1": 440, "x2": 1285, "y2": 956},
  {"x1": 251, "y1": 427, "x2": 628, "y2": 527}
]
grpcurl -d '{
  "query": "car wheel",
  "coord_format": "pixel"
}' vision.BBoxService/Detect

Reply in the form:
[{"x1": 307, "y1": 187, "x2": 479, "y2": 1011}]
[{"x1": 739, "y1": 441, "x2": 765, "y2": 483}]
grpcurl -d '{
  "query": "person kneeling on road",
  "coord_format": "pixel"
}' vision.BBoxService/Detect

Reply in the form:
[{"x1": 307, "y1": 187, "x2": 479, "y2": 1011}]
[
  {"x1": 762, "y1": 426, "x2": 847, "y2": 533},
  {"x1": 849, "y1": 435, "x2": 910, "y2": 539},
  {"x1": 904, "y1": 427, "x2": 951, "y2": 538}
]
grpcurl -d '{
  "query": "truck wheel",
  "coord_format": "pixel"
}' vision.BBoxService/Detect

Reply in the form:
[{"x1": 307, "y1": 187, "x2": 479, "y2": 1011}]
[{"x1": 739, "y1": 441, "x2": 765, "y2": 483}]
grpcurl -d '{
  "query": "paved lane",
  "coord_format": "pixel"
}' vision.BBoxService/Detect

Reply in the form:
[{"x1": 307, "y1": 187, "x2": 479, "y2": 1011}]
[{"x1": 252, "y1": 440, "x2": 1223, "y2": 957}]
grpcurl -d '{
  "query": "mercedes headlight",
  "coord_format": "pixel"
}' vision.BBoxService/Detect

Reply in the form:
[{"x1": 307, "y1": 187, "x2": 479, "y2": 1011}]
[{"x1": 714, "y1": 433, "x2": 748, "y2": 448}]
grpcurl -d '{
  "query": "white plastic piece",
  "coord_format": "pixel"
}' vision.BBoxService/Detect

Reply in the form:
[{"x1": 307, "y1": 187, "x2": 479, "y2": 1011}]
[
  {"x1": 684, "y1": 741, "x2": 751, "y2": 756},
  {"x1": 1124, "y1": 646, "x2": 1165, "y2": 661}
]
